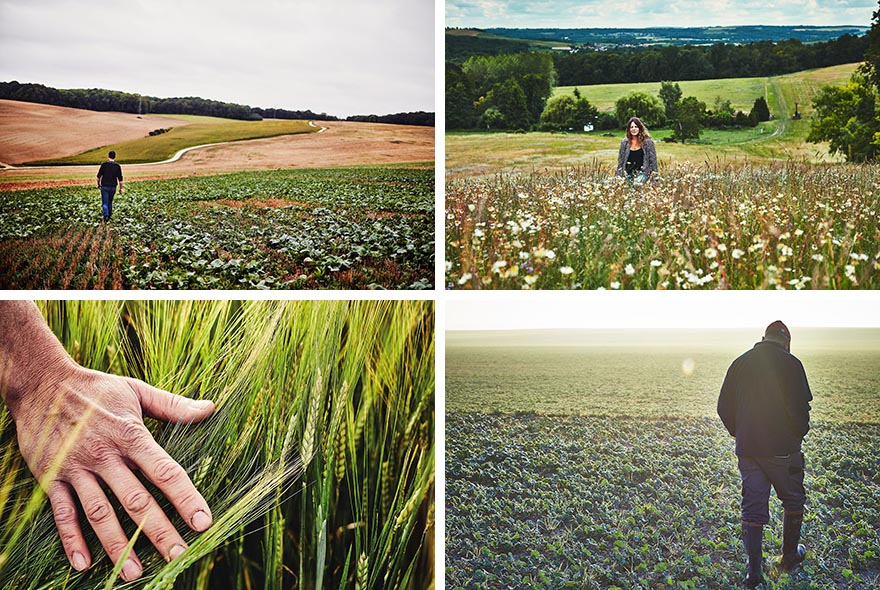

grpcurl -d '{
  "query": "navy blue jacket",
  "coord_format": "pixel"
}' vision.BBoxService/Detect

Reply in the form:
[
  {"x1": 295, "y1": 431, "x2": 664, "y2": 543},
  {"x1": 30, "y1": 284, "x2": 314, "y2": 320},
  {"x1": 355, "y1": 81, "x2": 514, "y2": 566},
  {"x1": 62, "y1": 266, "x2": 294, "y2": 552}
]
[{"x1": 717, "y1": 341, "x2": 812, "y2": 457}]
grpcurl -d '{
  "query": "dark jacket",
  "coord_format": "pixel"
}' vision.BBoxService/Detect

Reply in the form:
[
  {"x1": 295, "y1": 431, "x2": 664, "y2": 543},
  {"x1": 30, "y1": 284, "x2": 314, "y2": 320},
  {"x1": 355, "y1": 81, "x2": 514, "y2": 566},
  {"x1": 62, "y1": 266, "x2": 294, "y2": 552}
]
[
  {"x1": 616, "y1": 137, "x2": 658, "y2": 177},
  {"x1": 97, "y1": 160, "x2": 123, "y2": 187},
  {"x1": 717, "y1": 341, "x2": 812, "y2": 457}
]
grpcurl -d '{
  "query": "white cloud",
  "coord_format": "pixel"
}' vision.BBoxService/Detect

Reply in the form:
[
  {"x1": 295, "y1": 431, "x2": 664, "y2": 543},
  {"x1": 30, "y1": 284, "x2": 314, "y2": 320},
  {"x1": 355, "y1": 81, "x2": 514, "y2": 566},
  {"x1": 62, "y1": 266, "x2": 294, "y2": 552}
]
[
  {"x1": 0, "y1": 0, "x2": 434, "y2": 116},
  {"x1": 445, "y1": 0, "x2": 876, "y2": 27}
]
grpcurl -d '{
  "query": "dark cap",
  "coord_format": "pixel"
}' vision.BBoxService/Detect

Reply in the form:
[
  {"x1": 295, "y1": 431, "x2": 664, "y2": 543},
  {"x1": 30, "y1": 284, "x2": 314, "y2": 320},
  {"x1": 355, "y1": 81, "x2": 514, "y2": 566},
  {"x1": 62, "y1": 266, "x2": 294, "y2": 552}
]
[{"x1": 765, "y1": 320, "x2": 791, "y2": 342}]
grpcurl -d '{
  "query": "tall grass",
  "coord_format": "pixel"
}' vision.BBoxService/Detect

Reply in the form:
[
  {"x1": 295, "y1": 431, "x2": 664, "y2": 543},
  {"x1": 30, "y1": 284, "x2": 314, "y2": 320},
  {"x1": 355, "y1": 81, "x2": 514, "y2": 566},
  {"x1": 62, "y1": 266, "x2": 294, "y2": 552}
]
[{"x1": 0, "y1": 301, "x2": 434, "y2": 590}]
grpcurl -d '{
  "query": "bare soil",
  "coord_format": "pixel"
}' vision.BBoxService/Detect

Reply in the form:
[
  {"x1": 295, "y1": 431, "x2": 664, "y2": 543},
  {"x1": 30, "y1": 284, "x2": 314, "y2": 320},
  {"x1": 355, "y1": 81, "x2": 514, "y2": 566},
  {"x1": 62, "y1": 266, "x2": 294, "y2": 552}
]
[
  {"x1": 0, "y1": 113, "x2": 435, "y2": 192},
  {"x1": 0, "y1": 99, "x2": 191, "y2": 165}
]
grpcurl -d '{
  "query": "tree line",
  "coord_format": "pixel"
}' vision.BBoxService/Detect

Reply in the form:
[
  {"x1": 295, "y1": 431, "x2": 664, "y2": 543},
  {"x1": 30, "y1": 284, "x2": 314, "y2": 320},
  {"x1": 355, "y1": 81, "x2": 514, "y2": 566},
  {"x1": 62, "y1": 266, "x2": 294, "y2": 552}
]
[
  {"x1": 0, "y1": 82, "x2": 263, "y2": 120},
  {"x1": 0, "y1": 82, "x2": 435, "y2": 126},
  {"x1": 345, "y1": 112, "x2": 435, "y2": 126},
  {"x1": 447, "y1": 32, "x2": 867, "y2": 82},
  {"x1": 553, "y1": 35, "x2": 867, "y2": 86}
]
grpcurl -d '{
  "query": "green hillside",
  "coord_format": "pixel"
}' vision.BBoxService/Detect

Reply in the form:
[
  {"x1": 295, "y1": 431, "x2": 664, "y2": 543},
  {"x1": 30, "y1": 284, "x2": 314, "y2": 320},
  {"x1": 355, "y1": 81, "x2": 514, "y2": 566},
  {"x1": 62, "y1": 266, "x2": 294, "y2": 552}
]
[
  {"x1": 554, "y1": 62, "x2": 858, "y2": 116},
  {"x1": 33, "y1": 118, "x2": 319, "y2": 166},
  {"x1": 447, "y1": 63, "x2": 861, "y2": 173}
]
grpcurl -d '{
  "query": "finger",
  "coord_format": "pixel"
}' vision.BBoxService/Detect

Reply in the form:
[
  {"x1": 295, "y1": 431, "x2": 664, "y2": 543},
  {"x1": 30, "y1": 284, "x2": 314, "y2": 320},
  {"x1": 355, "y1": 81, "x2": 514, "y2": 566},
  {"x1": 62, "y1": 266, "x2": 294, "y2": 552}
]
[
  {"x1": 47, "y1": 481, "x2": 91, "y2": 571},
  {"x1": 132, "y1": 439, "x2": 213, "y2": 533},
  {"x1": 128, "y1": 379, "x2": 215, "y2": 424},
  {"x1": 71, "y1": 474, "x2": 144, "y2": 582},
  {"x1": 102, "y1": 466, "x2": 189, "y2": 562}
]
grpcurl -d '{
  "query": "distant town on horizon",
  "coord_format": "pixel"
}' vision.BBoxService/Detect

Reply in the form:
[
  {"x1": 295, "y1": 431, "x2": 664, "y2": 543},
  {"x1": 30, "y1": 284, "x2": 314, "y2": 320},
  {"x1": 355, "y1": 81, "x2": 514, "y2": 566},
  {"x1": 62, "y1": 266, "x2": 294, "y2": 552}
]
[{"x1": 447, "y1": 24, "x2": 870, "y2": 48}]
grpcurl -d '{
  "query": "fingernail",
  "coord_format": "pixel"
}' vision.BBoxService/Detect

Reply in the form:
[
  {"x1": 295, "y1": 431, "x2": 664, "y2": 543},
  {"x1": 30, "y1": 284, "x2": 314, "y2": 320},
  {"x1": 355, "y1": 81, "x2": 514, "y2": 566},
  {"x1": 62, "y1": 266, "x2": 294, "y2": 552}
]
[
  {"x1": 121, "y1": 559, "x2": 141, "y2": 581},
  {"x1": 72, "y1": 551, "x2": 87, "y2": 571},
  {"x1": 191, "y1": 510, "x2": 212, "y2": 531},
  {"x1": 169, "y1": 544, "x2": 186, "y2": 561}
]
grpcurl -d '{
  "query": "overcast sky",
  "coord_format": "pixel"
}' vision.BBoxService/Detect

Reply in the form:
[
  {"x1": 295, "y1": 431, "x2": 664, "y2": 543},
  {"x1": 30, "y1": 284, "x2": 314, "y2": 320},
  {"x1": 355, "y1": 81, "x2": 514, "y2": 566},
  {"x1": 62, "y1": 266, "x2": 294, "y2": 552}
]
[
  {"x1": 0, "y1": 0, "x2": 434, "y2": 117},
  {"x1": 446, "y1": 292, "x2": 880, "y2": 330},
  {"x1": 446, "y1": 0, "x2": 877, "y2": 28}
]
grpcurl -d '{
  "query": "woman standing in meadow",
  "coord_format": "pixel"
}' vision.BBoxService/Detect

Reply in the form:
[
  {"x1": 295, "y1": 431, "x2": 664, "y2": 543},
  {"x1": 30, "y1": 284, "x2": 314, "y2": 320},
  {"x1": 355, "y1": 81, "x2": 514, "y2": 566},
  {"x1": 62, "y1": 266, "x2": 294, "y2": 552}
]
[{"x1": 616, "y1": 117, "x2": 658, "y2": 184}]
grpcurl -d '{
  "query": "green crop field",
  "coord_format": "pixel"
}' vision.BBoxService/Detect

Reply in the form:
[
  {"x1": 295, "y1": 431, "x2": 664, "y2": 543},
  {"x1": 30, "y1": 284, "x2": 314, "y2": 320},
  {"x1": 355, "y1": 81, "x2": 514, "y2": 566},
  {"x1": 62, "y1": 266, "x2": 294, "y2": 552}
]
[
  {"x1": 446, "y1": 329, "x2": 880, "y2": 589},
  {"x1": 0, "y1": 165, "x2": 434, "y2": 290},
  {"x1": 32, "y1": 118, "x2": 319, "y2": 165},
  {"x1": 1, "y1": 300, "x2": 434, "y2": 590}
]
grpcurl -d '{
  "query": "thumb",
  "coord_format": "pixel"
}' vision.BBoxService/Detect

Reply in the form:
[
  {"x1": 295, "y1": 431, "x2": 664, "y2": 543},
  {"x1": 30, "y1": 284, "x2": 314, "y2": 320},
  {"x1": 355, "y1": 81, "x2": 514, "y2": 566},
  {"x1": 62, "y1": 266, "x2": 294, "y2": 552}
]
[{"x1": 129, "y1": 379, "x2": 215, "y2": 424}]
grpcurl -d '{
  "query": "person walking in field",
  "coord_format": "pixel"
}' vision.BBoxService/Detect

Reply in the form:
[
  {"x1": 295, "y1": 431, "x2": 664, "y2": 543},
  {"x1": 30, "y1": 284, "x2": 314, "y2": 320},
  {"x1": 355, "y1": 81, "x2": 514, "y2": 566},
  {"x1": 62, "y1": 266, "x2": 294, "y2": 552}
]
[
  {"x1": 717, "y1": 321, "x2": 812, "y2": 589},
  {"x1": 96, "y1": 150, "x2": 123, "y2": 223},
  {"x1": 616, "y1": 116, "x2": 658, "y2": 185}
]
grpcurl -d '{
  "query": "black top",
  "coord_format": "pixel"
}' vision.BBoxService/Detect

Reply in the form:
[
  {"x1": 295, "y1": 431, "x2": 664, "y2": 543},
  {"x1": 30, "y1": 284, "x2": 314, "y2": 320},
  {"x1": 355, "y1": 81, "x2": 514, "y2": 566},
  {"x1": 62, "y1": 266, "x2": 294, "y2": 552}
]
[
  {"x1": 97, "y1": 161, "x2": 123, "y2": 187},
  {"x1": 626, "y1": 147, "x2": 643, "y2": 173},
  {"x1": 717, "y1": 341, "x2": 812, "y2": 457}
]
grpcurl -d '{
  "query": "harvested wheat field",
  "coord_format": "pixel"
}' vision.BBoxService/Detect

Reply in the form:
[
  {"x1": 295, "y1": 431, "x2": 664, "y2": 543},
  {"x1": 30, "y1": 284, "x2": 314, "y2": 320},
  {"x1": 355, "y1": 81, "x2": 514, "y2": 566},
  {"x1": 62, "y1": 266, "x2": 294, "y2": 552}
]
[
  {"x1": 0, "y1": 99, "x2": 191, "y2": 166},
  {"x1": 0, "y1": 100, "x2": 434, "y2": 190}
]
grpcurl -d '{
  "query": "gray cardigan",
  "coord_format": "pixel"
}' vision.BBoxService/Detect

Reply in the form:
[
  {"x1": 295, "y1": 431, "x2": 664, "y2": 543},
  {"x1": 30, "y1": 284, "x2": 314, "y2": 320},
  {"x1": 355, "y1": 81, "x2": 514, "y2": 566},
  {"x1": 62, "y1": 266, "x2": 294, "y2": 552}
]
[{"x1": 616, "y1": 138, "x2": 658, "y2": 177}]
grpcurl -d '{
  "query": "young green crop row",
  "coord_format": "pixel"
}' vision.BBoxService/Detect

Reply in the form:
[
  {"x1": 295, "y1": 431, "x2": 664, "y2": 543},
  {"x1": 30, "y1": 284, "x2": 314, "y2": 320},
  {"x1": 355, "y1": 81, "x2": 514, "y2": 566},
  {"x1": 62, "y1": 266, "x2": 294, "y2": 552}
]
[
  {"x1": 446, "y1": 413, "x2": 880, "y2": 590},
  {"x1": 1, "y1": 300, "x2": 435, "y2": 590},
  {"x1": 446, "y1": 162, "x2": 880, "y2": 289},
  {"x1": 0, "y1": 166, "x2": 434, "y2": 290}
]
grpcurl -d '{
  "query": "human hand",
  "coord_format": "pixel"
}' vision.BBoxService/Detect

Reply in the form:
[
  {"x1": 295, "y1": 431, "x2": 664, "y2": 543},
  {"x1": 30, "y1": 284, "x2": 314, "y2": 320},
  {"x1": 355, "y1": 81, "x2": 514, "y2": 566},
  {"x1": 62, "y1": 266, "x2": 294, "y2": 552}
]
[{"x1": 9, "y1": 364, "x2": 215, "y2": 581}]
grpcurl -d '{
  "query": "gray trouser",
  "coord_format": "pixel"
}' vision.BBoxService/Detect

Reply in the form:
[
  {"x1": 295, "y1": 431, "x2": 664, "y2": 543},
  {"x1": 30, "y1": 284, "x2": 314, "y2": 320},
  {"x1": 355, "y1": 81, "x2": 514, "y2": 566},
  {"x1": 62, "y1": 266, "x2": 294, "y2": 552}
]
[{"x1": 738, "y1": 453, "x2": 806, "y2": 524}]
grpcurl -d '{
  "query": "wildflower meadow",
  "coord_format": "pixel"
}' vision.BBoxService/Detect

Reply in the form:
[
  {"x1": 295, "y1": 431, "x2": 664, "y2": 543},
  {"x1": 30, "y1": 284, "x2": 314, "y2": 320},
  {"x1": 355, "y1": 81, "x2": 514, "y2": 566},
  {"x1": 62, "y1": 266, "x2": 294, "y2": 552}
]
[{"x1": 446, "y1": 162, "x2": 880, "y2": 289}]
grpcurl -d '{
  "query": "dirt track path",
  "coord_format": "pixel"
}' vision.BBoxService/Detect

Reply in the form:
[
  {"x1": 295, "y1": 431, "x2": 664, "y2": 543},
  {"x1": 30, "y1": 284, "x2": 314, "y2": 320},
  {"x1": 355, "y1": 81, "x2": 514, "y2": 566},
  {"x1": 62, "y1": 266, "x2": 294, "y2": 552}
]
[{"x1": 0, "y1": 121, "x2": 433, "y2": 191}]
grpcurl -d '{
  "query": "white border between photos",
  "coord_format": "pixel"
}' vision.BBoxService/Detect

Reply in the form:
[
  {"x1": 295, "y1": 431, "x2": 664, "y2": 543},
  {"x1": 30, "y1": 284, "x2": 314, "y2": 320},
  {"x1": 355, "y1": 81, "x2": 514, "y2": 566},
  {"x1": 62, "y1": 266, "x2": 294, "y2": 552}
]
[{"x1": 434, "y1": 0, "x2": 446, "y2": 586}]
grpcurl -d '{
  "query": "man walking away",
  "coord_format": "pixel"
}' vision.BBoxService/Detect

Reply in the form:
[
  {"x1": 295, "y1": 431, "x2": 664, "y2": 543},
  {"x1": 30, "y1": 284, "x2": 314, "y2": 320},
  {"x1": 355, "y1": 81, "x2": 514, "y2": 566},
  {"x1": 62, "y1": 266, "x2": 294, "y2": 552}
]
[
  {"x1": 97, "y1": 151, "x2": 123, "y2": 223},
  {"x1": 717, "y1": 321, "x2": 812, "y2": 589}
]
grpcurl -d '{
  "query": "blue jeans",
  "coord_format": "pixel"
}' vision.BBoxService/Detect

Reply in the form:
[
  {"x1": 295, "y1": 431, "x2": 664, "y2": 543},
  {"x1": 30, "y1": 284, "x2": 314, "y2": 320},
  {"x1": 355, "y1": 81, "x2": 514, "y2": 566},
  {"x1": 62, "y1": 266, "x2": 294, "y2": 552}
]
[
  {"x1": 100, "y1": 186, "x2": 116, "y2": 220},
  {"x1": 626, "y1": 171, "x2": 649, "y2": 186},
  {"x1": 738, "y1": 453, "x2": 806, "y2": 524}
]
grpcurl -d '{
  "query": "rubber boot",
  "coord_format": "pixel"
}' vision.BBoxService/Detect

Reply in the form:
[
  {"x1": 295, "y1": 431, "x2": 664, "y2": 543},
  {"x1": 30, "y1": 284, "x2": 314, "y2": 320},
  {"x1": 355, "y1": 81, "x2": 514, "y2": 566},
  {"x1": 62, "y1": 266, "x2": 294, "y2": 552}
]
[
  {"x1": 742, "y1": 522, "x2": 764, "y2": 589},
  {"x1": 779, "y1": 511, "x2": 806, "y2": 572}
]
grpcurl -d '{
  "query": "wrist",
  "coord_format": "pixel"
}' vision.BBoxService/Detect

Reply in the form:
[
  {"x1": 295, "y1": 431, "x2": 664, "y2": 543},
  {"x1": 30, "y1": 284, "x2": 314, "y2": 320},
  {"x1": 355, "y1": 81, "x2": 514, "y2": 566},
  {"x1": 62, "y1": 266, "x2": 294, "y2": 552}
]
[{"x1": 6, "y1": 354, "x2": 78, "y2": 419}]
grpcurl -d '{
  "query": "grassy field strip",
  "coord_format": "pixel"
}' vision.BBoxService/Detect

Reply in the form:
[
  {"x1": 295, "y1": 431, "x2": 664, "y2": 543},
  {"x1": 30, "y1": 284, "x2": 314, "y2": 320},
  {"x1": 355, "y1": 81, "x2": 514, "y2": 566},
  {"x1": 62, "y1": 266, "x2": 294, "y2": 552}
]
[
  {"x1": 555, "y1": 63, "x2": 858, "y2": 115},
  {"x1": 32, "y1": 119, "x2": 319, "y2": 165}
]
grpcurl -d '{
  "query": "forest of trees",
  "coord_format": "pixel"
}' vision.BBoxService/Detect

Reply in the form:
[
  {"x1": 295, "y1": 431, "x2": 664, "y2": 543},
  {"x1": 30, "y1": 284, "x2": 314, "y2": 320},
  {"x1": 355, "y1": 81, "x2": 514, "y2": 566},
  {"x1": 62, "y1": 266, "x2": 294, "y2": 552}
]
[{"x1": 0, "y1": 82, "x2": 435, "y2": 126}]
